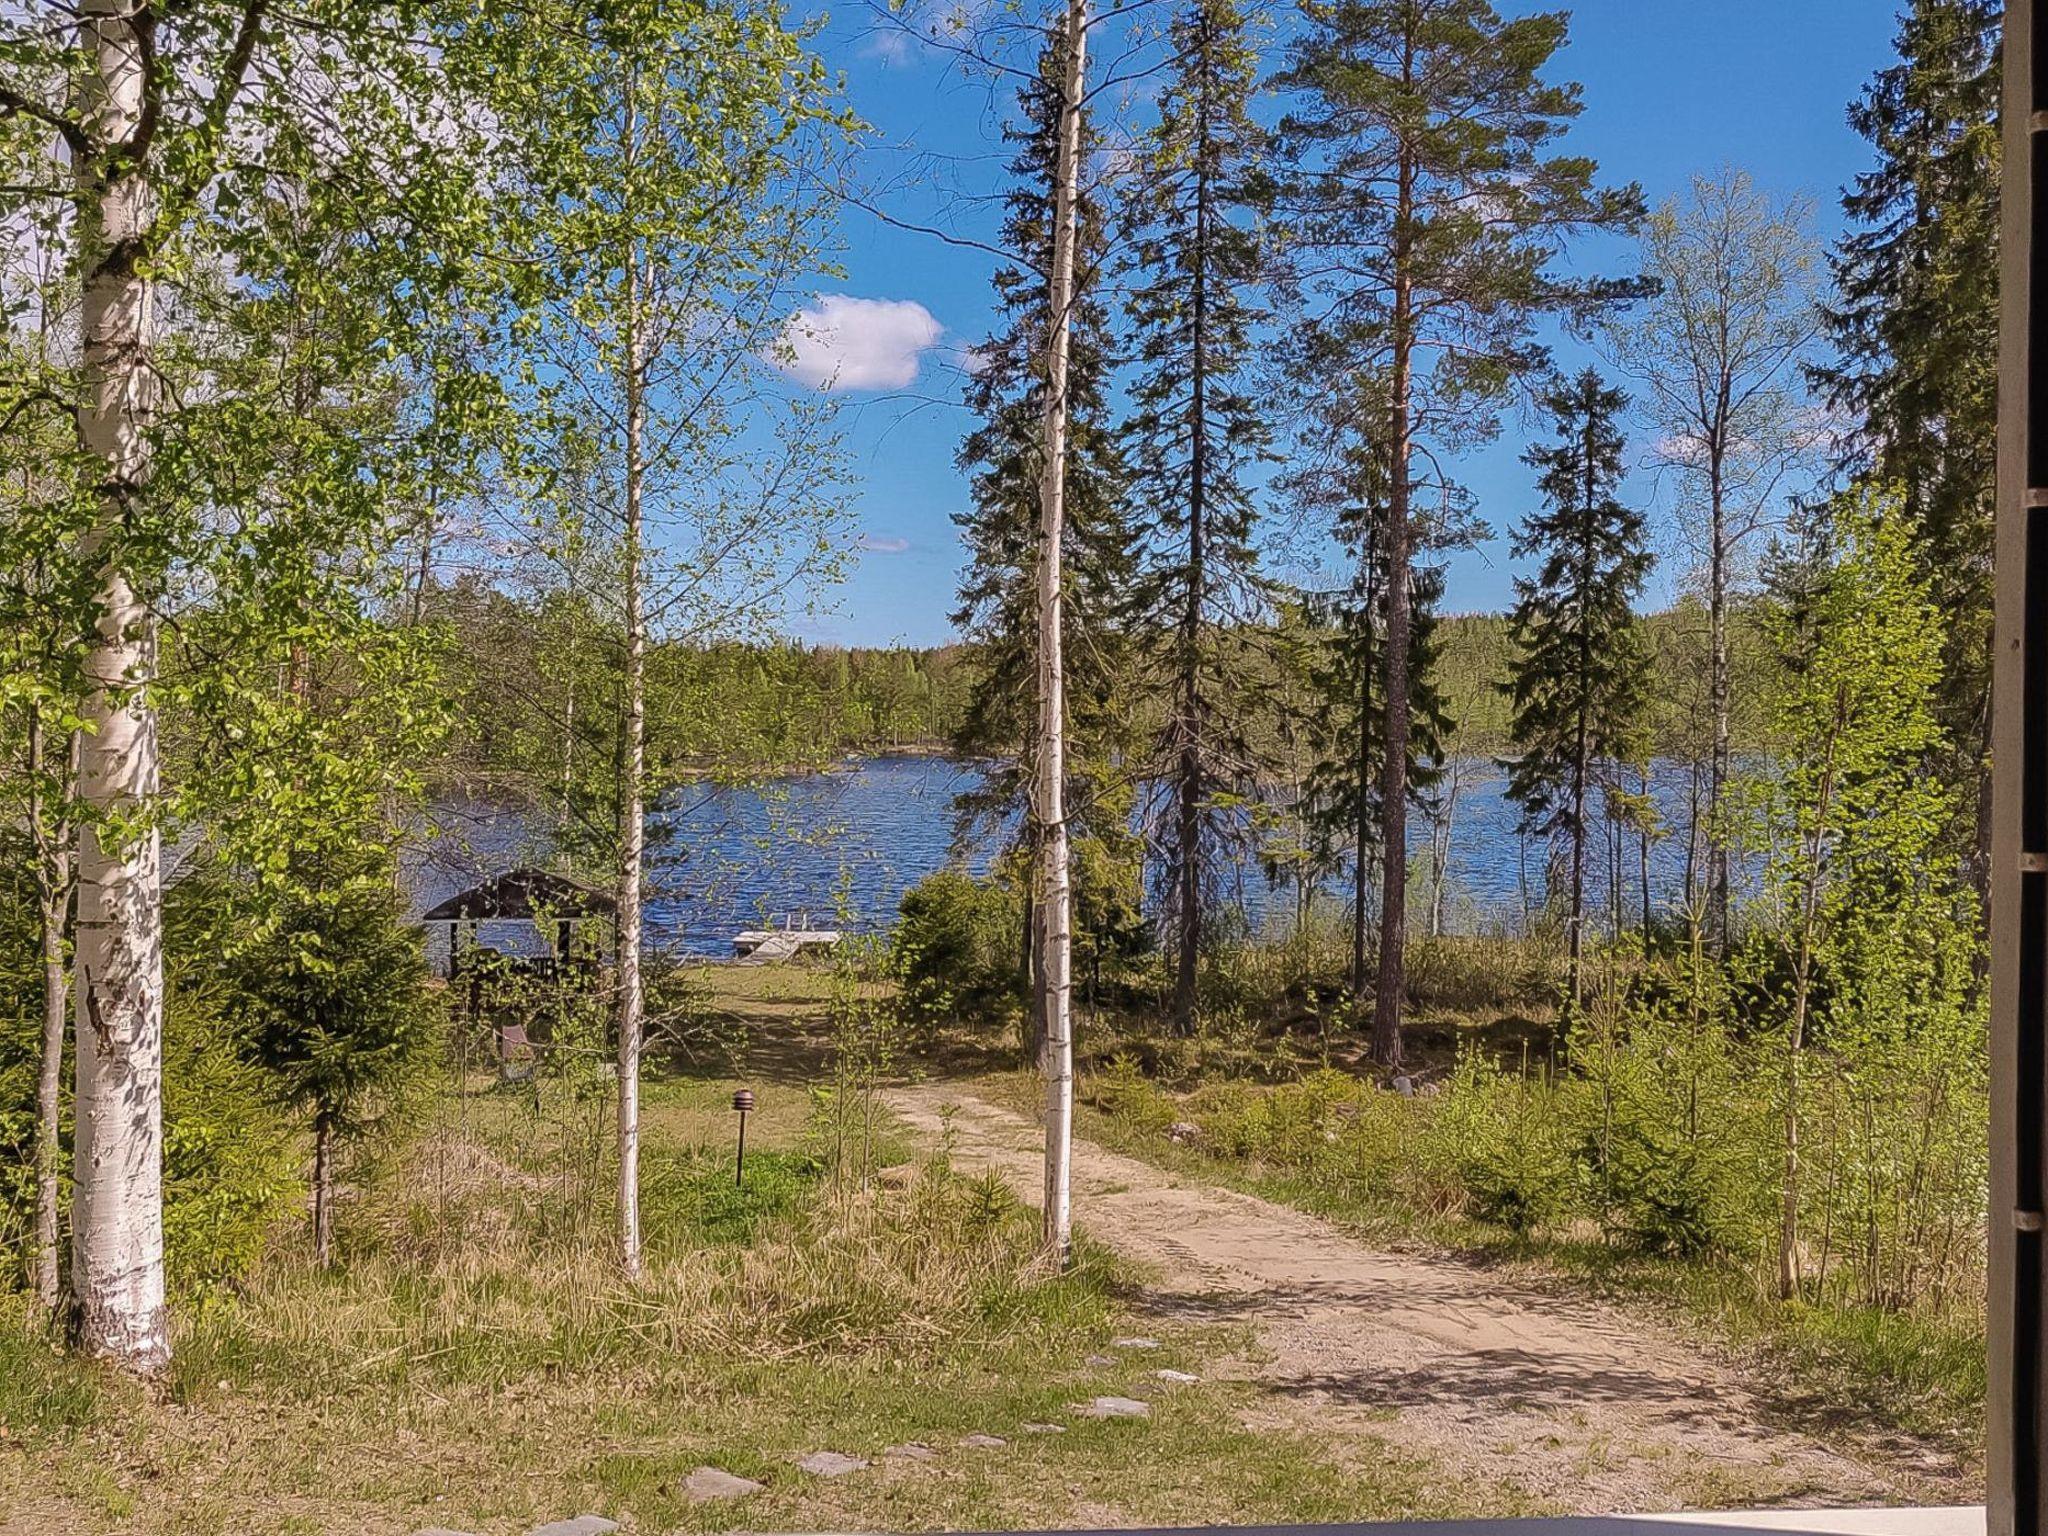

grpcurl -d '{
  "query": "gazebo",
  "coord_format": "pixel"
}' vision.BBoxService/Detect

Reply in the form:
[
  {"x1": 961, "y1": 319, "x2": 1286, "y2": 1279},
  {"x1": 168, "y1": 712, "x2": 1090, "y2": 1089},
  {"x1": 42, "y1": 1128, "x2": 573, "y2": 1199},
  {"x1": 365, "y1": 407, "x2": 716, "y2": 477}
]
[
  {"x1": 419, "y1": 868, "x2": 617, "y2": 1073},
  {"x1": 418, "y1": 867, "x2": 617, "y2": 980}
]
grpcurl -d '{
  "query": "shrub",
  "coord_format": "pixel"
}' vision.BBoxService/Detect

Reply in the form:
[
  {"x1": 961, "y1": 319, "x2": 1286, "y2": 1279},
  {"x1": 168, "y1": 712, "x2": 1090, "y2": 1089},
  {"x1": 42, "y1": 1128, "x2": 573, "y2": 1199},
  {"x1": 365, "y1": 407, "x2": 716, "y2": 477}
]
[
  {"x1": 1428, "y1": 1051, "x2": 1576, "y2": 1236},
  {"x1": 161, "y1": 987, "x2": 299, "y2": 1298},
  {"x1": 0, "y1": 847, "x2": 297, "y2": 1300},
  {"x1": 1088, "y1": 1054, "x2": 1177, "y2": 1135},
  {"x1": 893, "y1": 869, "x2": 1022, "y2": 1025},
  {"x1": 221, "y1": 857, "x2": 444, "y2": 1265}
]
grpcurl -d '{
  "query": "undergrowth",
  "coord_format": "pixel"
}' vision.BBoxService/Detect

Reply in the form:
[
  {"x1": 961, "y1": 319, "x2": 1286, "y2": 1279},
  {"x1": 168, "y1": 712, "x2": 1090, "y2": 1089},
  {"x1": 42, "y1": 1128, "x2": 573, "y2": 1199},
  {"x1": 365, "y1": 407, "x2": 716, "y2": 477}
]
[{"x1": 1071, "y1": 1054, "x2": 1987, "y2": 1452}]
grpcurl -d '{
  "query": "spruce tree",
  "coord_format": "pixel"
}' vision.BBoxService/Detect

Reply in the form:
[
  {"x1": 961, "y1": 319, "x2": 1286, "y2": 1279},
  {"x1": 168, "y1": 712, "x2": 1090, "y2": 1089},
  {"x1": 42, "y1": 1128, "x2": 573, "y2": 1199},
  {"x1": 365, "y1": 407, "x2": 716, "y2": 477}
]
[
  {"x1": 1814, "y1": 0, "x2": 2000, "y2": 877},
  {"x1": 1274, "y1": 0, "x2": 1640, "y2": 1065},
  {"x1": 1118, "y1": 0, "x2": 1274, "y2": 1031},
  {"x1": 952, "y1": 26, "x2": 1136, "y2": 967},
  {"x1": 1501, "y1": 369, "x2": 1652, "y2": 1008}
]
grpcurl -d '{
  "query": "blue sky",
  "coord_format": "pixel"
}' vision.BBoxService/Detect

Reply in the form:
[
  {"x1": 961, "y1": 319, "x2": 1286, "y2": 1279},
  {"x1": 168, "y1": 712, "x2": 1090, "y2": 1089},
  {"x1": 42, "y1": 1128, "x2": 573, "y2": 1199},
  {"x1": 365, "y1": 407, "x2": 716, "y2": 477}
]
[{"x1": 776, "y1": 1, "x2": 1901, "y2": 648}]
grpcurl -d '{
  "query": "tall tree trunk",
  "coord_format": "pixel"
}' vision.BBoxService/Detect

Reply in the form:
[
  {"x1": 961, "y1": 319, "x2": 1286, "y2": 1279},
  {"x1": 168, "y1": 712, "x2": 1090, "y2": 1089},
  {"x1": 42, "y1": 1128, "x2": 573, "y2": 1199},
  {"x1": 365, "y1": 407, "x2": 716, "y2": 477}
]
[
  {"x1": 1370, "y1": 134, "x2": 1417, "y2": 1071},
  {"x1": 1172, "y1": 60, "x2": 1211, "y2": 1034},
  {"x1": 615, "y1": 85, "x2": 647, "y2": 1281},
  {"x1": 1566, "y1": 413, "x2": 1595, "y2": 1011},
  {"x1": 311, "y1": 1109, "x2": 335, "y2": 1268},
  {"x1": 1568, "y1": 705, "x2": 1588, "y2": 1011},
  {"x1": 560, "y1": 673, "x2": 576, "y2": 834},
  {"x1": 1351, "y1": 588, "x2": 1372, "y2": 997},
  {"x1": 1638, "y1": 761, "x2": 1653, "y2": 955},
  {"x1": 70, "y1": 0, "x2": 170, "y2": 1377},
  {"x1": 1037, "y1": 0, "x2": 1088, "y2": 1266},
  {"x1": 1706, "y1": 447, "x2": 1731, "y2": 954},
  {"x1": 1780, "y1": 689, "x2": 1844, "y2": 1302},
  {"x1": 29, "y1": 708, "x2": 72, "y2": 1317}
]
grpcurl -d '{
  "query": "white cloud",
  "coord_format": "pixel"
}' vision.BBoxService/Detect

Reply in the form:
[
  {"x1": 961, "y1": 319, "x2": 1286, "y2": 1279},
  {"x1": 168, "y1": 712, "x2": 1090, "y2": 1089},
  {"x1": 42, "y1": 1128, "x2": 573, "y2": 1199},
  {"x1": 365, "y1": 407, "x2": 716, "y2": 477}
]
[
  {"x1": 774, "y1": 296, "x2": 944, "y2": 392},
  {"x1": 858, "y1": 533, "x2": 912, "y2": 554}
]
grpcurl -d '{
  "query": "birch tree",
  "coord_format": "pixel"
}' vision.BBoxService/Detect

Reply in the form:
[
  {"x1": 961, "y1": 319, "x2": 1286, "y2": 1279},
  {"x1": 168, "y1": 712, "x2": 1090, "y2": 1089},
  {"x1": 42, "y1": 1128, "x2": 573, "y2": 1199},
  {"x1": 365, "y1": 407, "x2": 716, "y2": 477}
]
[
  {"x1": 1611, "y1": 170, "x2": 1823, "y2": 953},
  {"x1": 952, "y1": 26, "x2": 1134, "y2": 1045},
  {"x1": 1749, "y1": 488, "x2": 1956, "y2": 1300},
  {"x1": 483, "y1": 0, "x2": 848, "y2": 1274},
  {"x1": 1036, "y1": 0, "x2": 1090, "y2": 1265},
  {"x1": 0, "y1": 0, "x2": 547, "y2": 1372}
]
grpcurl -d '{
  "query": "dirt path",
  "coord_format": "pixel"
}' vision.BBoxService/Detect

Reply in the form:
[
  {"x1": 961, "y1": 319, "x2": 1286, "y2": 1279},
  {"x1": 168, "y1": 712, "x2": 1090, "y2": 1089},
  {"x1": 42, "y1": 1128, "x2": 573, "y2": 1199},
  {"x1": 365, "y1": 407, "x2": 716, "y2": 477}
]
[{"x1": 886, "y1": 1083, "x2": 1971, "y2": 1517}]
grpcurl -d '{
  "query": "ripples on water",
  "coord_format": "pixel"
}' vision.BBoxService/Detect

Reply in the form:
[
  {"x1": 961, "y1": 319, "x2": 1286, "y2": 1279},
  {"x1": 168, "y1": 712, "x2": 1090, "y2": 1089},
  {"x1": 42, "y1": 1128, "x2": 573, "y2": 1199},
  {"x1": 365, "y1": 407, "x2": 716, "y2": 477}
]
[{"x1": 405, "y1": 752, "x2": 1725, "y2": 958}]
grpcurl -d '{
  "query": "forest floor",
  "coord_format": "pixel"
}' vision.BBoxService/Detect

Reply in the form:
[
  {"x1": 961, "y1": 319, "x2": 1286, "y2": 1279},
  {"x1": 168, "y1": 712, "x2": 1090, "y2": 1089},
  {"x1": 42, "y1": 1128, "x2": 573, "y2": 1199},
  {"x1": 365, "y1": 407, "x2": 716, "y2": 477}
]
[
  {"x1": 885, "y1": 1080, "x2": 1978, "y2": 1517},
  {"x1": 0, "y1": 960, "x2": 1982, "y2": 1535}
]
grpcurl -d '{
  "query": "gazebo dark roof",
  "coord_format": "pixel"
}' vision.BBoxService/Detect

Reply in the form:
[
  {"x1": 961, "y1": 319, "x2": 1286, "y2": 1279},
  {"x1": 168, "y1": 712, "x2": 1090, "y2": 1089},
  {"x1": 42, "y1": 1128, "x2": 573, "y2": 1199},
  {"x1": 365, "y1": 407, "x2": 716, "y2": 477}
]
[{"x1": 418, "y1": 868, "x2": 617, "y2": 924}]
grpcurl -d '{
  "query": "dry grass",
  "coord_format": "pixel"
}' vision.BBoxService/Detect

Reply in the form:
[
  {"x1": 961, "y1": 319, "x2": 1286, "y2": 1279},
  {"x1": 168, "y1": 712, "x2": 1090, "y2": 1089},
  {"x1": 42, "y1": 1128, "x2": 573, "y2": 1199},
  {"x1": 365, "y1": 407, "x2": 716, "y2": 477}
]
[{"x1": 0, "y1": 1038, "x2": 1463, "y2": 1535}]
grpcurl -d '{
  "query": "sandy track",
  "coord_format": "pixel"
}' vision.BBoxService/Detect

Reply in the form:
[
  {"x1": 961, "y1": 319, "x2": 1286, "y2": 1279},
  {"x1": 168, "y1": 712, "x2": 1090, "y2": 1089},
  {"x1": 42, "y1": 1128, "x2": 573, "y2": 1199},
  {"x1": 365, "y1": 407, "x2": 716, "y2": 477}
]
[{"x1": 885, "y1": 1083, "x2": 1971, "y2": 1516}]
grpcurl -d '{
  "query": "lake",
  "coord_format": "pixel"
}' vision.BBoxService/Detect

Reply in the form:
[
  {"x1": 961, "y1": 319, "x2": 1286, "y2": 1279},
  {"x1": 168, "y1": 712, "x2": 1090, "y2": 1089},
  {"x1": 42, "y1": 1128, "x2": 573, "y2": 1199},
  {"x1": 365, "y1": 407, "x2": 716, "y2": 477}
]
[{"x1": 407, "y1": 752, "x2": 1728, "y2": 958}]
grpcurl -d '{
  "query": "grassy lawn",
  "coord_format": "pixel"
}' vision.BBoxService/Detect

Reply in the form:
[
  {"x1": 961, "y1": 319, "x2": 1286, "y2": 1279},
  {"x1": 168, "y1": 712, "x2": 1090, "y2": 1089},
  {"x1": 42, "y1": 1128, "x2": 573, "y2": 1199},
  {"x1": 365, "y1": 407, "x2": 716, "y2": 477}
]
[{"x1": 0, "y1": 972, "x2": 1488, "y2": 1536}]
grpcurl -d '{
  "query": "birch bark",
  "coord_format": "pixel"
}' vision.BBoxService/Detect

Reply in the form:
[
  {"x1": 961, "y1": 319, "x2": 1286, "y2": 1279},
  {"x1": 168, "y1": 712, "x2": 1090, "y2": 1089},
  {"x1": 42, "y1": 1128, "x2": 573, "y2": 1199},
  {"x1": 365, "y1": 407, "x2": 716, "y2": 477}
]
[
  {"x1": 1036, "y1": 0, "x2": 1089, "y2": 1266},
  {"x1": 70, "y1": 0, "x2": 170, "y2": 1375}
]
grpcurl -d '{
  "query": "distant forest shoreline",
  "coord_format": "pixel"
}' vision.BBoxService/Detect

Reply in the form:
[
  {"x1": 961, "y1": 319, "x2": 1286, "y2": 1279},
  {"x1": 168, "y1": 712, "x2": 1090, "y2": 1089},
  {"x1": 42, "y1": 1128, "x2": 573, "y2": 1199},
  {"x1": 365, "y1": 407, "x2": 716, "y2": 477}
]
[{"x1": 423, "y1": 580, "x2": 1785, "y2": 807}]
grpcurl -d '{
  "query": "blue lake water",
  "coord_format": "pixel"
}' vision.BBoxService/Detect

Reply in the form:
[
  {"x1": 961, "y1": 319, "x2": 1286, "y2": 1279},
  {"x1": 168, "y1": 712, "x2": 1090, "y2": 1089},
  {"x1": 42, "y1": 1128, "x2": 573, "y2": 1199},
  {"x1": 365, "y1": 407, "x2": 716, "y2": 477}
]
[{"x1": 406, "y1": 752, "x2": 1724, "y2": 957}]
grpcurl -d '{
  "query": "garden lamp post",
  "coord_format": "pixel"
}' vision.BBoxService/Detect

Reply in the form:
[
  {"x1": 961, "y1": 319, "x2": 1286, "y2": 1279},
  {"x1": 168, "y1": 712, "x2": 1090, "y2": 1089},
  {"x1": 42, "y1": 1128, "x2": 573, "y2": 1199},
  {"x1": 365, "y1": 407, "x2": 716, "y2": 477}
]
[{"x1": 732, "y1": 1089, "x2": 754, "y2": 1188}]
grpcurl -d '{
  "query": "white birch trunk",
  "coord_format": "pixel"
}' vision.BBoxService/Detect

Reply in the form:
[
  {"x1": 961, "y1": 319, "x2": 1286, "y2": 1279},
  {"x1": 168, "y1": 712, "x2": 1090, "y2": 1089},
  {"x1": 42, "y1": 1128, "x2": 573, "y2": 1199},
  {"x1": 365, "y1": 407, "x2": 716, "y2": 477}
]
[
  {"x1": 30, "y1": 709, "x2": 72, "y2": 1316},
  {"x1": 1036, "y1": 0, "x2": 1088, "y2": 1268},
  {"x1": 615, "y1": 85, "x2": 647, "y2": 1280},
  {"x1": 70, "y1": 0, "x2": 169, "y2": 1374}
]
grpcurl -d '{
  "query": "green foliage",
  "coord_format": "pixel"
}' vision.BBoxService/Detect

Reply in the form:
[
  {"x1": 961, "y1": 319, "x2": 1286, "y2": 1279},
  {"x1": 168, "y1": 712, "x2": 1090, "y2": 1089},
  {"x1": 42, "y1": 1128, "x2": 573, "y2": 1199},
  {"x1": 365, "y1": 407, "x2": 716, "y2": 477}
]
[
  {"x1": 1427, "y1": 1052, "x2": 1575, "y2": 1235},
  {"x1": 1743, "y1": 488, "x2": 1988, "y2": 1307},
  {"x1": 1501, "y1": 369, "x2": 1653, "y2": 962},
  {"x1": 1091, "y1": 1056, "x2": 1180, "y2": 1136},
  {"x1": 160, "y1": 986, "x2": 299, "y2": 1299},
  {"x1": 1818, "y1": 0, "x2": 1999, "y2": 806},
  {"x1": 951, "y1": 25, "x2": 1136, "y2": 860},
  {"x1": 894, "y1": 870, "x2": 1024, "y2": 1026},
  {"x1": 1117, "y1": 0, "x2": 1278, "y2": 1022},
  {"x1": 226, "y1": 859, "x2": 444, "y2": 1146},
  {"x1": 0, "y1": 833, "x2": 52, "y2": 1286},
  {"x1": 0, "y1": 861, "x2": 296, "y2": 1300}
]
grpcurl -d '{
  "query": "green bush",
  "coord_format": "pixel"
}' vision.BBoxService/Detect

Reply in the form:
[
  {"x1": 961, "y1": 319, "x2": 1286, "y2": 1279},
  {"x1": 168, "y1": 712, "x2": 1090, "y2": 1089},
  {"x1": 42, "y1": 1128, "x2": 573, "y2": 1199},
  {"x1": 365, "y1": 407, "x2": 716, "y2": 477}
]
[
  {"x1": 0, "y1": 831, "x2": 49, "y2": 1287},
  {"x1": 893, "y1": 869, "x2": 1023, "y2": 1025},
  {"x1": 1428, "y1": 1052, "x2": 1576, "y2": 1236},
  {"x1": 1088, "y1": 1054, "x2": 1177, "y2": 1135},
  {"x1": 161, "y1": 985, "x2": 298, "y2": 1298},
  {"x1": 0, "y1": 857, "x2": 300, "y2": 1301}
]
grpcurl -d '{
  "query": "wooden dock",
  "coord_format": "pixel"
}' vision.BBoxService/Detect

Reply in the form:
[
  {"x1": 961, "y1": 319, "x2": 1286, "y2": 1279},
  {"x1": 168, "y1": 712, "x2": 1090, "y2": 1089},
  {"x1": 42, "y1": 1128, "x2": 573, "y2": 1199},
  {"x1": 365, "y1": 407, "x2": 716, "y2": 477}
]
[{"x1": 733, "y1": 928, "x2": 842, "y2": 963}]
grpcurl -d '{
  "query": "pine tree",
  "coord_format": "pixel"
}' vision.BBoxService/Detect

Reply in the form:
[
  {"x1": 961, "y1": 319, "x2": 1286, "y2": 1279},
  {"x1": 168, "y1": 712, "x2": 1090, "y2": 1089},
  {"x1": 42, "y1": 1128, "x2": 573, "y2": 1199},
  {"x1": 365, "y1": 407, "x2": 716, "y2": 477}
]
[
  {"x1": 1289, "y1": 403, "x2": 1453, "y2": 997},
  {"x1": 1500, "y1": 369, "x2": 1652, "y2": 1008},
  {"x1": 1305, "y1": 558, "x2": 1453, "y2": 995},
  {"x1": 952, "y1": 24, "x2": 1136, "y2": 971},
  {"x1": 1814, "y1": 0, "x2": 2000, "y2": 877},
  {"x1": 1118, "y1": 0, "x2": 1274, "y2": 1031},
  {"x1": 1274, "y1": 0, "x2": 1640, "y2": 1065}
]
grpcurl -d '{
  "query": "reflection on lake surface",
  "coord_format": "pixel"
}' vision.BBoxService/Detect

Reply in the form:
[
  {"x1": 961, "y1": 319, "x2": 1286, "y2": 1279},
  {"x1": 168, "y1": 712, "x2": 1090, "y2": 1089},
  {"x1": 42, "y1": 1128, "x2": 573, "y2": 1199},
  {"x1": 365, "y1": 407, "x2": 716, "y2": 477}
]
[{"x1": 405, "y1": 752, "x2": 1726, "y2": 957}]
